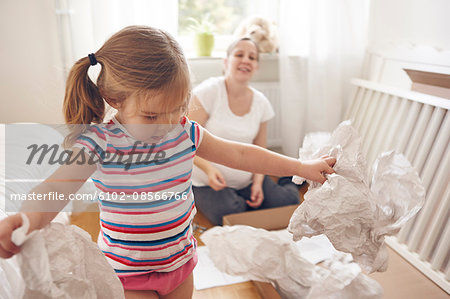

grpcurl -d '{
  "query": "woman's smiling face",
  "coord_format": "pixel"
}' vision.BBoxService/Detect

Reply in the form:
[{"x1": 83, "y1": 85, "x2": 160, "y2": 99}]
[{"x1": 224, "y1": 40, "x2": 259, "y2": 82}]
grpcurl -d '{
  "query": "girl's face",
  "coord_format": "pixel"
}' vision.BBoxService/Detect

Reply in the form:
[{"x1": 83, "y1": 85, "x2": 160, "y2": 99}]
[
  {"x1": 116, "y1": 93, "x2": 186, "y2": 141},
  {"x1": 224, "y1": 40, "x2": 259, "y2": 82}
]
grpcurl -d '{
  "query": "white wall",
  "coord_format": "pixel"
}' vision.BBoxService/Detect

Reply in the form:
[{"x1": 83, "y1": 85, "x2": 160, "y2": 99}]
[
  {"x1": 364, "y1": 0, "x2": 450, "y2": 89},
  {"x1": 368, "y1": 0, "x2": 450, "y2": 50},
  {"x1": 0, "y1": 0, "x2": 65, "y2": 124}
]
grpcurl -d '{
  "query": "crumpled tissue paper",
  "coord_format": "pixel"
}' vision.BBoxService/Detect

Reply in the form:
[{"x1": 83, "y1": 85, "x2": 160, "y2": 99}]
[
  {"x1": 0, "y1": 253, "x2": 24, "y2": 299},
  {"x1": 2, "y1": 213, "x2": 124, "y2": 299},
  {"x1": 289, "y1": 120, "x2": 426, "y2": 273},
  {"x1": 201, "y1": 225, "x2": 383, "y2": 299}
]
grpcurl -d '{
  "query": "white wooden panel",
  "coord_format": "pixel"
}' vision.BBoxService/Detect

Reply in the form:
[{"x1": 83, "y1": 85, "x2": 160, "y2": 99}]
[
  {"x1": 362, "y1": 93, "x2": 389, "y2": 158},
  {"x1": 397, "y1": 105, "x2": 434, "y2": 243},
  {"x1": 414, "y1": 107, "x2": 446, "y2": 175},
  {"x1": 420, "y1": 183, "x2": 450, "y2": 260},
  {"x1": 359, "y1": 91, "x2": 381, "y2": 148},
  {"x1": 251, "y1": 82, "x2": 281, "y2": 147},
  {"x1": 354, "y1": 89, "x2": 373, "y2": 130},
  {"x1": 420, "y1": 111, "x2": 450, "y2": 189},
  {"x1": 375, "y1": 95, "x2": 401, "y2": 156},
  {"x1": 404, "y1": 105, "x2": 433, "y2": 163},
  {"x1": 383, "y1": 98, "x2": 409, "y2": 153},
  {"x1": 394, "y1": 101, "x2": 421, "y2": 154},
  {"x1": 351, "y1": 78, "x2": 449, "y2": 291},
  {"x1": 345, "y1": 86, "x2": 361, "y2": 120},
  {"x1": 351, "y1": 87, "x2": 365, "y2": 119},
  {"x1": 396, "y1": 105, "x2": 434, "y2": 243},
  {"x1": 407, "y1": 147, "x2": 450, "y2": 252},
  {"x1": 431, "y1": 217, "x2": 450, "y2": 272},
  {"x1": 446, "y1": 260, "x2": 450, "y2": 281}
]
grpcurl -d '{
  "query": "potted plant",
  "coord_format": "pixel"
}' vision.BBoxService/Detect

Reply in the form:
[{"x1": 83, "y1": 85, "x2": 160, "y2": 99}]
[{"x1": 187, "y1": 14, "x2": 216, "y2": 57}]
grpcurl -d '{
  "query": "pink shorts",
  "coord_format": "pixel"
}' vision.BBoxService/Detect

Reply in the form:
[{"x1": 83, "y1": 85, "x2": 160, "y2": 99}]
[{"x1": 119, "y1": 253, "x2": 198, "y2": 295}]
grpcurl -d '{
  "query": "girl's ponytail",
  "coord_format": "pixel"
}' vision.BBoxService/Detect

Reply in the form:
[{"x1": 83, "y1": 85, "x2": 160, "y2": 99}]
[{"x1": 63, "y1": 55, "x2": 105, "y2": 147}]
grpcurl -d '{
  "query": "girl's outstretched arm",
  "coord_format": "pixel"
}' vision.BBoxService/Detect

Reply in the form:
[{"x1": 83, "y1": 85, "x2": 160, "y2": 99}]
[
  {"x1": 0, "y1": 148, "x2": 96, "y2": 258},
  {"x1": 196, "y1": 129, "x2": 335, "y2": 184}
]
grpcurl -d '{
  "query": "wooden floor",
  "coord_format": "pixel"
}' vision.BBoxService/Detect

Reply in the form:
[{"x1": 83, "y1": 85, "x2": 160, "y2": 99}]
[
  {"x1": 192, "y1": 208, "x2": 448, "y2": 299},
  {"x1": 370, "y1": 248, "x2": 448, "y2": 299},
  {"x1": 69, "y1": 185, "x2": 448, "y2": 299},
  {"x1": 191, "y1": 210, "x2": 264, "y2": 299}
]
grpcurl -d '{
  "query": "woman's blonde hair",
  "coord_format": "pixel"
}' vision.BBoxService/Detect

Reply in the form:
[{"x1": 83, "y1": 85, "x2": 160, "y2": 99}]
[
  {"x1": 226, "y1": 37, "x2": 260, "y2": 61},
  {"x1": 63, "y1": 25, "x2": 190, "y2": 147}
]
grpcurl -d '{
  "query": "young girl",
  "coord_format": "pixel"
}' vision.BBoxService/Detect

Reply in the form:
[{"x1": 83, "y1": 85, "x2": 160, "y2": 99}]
[{"x1": 0, "y1": 26, "x2": 335, "y2": 299}]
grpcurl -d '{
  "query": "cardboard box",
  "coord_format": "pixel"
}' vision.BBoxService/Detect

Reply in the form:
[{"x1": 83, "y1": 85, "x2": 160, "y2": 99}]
[
  {"x1": 404, "y1": 69, "x2": 450, "y2": 99},
  {"x1": 222, "y1": 204, "x2": 300, "y2": 299}
]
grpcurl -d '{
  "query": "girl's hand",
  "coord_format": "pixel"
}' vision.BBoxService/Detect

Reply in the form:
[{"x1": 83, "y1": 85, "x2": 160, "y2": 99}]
[
  {"x1": 247, "y1": 184, "x2": 264, "y2": 208},
  {"x1": 207, "y1": 166, "x2": 227, "y2": 191},
  {"x1": 0, "y1": 214, "x2": 23, "y2": 258},
  {"x1": 301, "y1": 156, "x2": 336, "y2": 184}
]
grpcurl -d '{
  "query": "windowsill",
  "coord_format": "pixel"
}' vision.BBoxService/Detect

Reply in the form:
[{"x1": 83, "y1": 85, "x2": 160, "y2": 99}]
[
  {"x1": 179, "y1": 34, "x2": 280, "y2": 61},
  {"x1": 187, "y1": 52, "x2": 279, "y2": 60},
  {"x1": 187, "y1": 55, "x2": 224, "y2": 60}
]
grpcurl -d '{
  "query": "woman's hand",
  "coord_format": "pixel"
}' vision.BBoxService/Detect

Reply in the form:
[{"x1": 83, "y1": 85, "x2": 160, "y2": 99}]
[
  {"x1": 206, "y1": 166, "x2": 227, "y2": 191},
  {"x1": 0, "y1": 214, "x2": 23, "y2": 258},
  {"x1": 247, "y1": 183, "x2": 264, "y2": 208},
  {"x1": 300, "y1": 156, "x2": 336, "y2": 184}
]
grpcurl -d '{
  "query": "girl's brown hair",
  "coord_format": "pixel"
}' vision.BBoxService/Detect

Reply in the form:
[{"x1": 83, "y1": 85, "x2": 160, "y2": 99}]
[{"x1": 63, "y1": 25, "x2": 190, "y2": 147}]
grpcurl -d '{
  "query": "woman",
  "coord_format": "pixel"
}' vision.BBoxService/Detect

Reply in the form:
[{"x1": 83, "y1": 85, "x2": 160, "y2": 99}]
[{"x1": 189, "y1": 37, "x2": 300, "y2": 225}]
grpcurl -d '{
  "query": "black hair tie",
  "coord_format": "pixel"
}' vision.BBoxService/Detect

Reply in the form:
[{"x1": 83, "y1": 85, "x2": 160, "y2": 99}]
[{"x1": 88, "y1": 53, "x2": 97, "y2": 66}]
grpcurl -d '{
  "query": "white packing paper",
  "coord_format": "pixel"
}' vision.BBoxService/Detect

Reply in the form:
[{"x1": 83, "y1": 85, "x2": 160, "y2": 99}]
[
  {"x1": 0, "y1": 256, "x2": 24, "y2": 299},
  {"x1": 201, "y1": 225, "x2": 382, "y2": 299},
  {"x1": 294, "y1": 233, "x2": 337, "y2": 264},
  {"x1": 289, "y1": 121, "x2": 426, "y2": 273},
  {"x1": 2, "y1": 214, "x2": 125, "y2": 299},
  {"x1": 293, "y1": 120, "x2": 368, "y2": 187},
  {"x1": 193, "y1": 233, "x2": 336, "y2": 291}
]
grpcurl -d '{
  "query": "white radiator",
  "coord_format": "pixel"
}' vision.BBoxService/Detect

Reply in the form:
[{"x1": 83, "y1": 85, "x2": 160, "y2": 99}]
[
  {"x1": 251, "y1": 82, "x2": 282, "y2": 148},
  {"x1": 346, "y1": 78, "x2": 450, "y2": 293}
]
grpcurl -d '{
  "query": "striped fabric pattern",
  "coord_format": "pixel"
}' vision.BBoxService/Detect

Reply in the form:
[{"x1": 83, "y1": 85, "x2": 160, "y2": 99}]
[{"x1": 75, "y1": 116, "x2": 202, "y2": 276}]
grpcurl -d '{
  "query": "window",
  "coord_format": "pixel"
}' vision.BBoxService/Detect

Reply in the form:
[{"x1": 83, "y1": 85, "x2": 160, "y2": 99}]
[
  {"x1": 62, "y1": 0, "x2": 279, "y2": 68},
  {"x1": 177, "y1": 0, "x2": 279, "y2": 57},
  {"x1": 179, "y1": 0, "x2": 248, "y2": 35}
]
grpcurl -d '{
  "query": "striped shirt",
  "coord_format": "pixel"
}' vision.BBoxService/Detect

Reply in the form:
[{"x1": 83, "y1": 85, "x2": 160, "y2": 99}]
[{"x1": 75, "y1": 116, "x2": 203, "y2": 276}]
